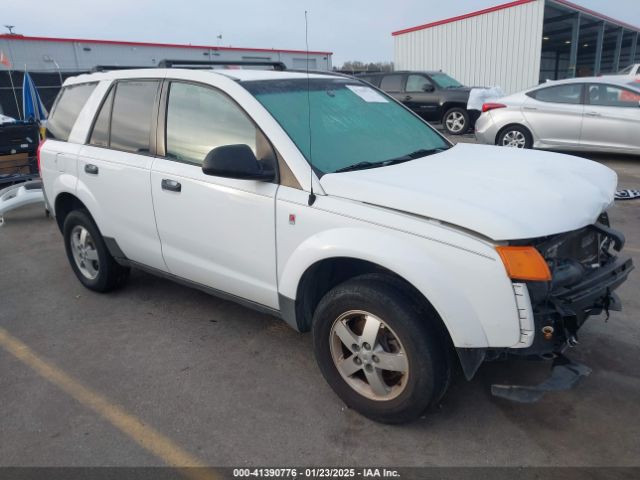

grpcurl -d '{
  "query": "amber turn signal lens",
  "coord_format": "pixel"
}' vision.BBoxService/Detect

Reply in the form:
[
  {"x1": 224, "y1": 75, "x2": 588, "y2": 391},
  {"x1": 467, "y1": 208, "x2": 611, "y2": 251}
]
[{"x1": 495, "y1": 246, "x2": 552, "y2": 282}]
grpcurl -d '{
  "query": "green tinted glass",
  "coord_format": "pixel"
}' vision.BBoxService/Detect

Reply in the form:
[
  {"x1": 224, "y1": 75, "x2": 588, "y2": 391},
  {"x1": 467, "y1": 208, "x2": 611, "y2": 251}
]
[{"x1": 245, "y1": 78, "x2": 449, "y2": 175}]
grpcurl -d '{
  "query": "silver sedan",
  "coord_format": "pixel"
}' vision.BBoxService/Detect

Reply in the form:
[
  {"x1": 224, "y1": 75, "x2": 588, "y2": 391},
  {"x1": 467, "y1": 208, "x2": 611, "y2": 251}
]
[{"x1": 475, "y1": 76, "x2": 640, "y2": 155}]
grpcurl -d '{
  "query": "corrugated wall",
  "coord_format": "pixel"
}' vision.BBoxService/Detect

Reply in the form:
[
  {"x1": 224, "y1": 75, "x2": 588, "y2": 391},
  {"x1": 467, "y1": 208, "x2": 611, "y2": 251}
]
[
  {"x1": 394, "y1": 0, "x2": 545, "y2": 94},
  {"x1": 0, "y1": 37, "x2": 332, "y2": 73}
]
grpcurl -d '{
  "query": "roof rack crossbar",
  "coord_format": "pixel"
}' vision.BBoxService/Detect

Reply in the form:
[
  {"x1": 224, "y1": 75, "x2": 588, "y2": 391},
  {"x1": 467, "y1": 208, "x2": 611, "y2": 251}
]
[
  {"x1": 157, "y1": 59, "x2": 287, "y2": 70},
  {"x1": 91, "y1": 65, "x2": 156, "y2": 72}
]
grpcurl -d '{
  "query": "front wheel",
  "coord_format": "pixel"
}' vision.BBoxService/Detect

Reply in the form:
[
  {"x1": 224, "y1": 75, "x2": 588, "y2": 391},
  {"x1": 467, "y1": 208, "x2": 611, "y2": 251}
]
[
  {"x1": 497, "y1": 125, "x2": 533, "y2": 149},
  {"x1": 312, "y1": 275, "x2": 450, "y2": 424}
]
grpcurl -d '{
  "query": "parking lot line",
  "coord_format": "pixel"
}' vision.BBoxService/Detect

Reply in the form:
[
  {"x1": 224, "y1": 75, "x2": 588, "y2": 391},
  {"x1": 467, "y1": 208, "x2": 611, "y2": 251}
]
[{"x1": 0, "y1": 326, "x2": 218, "y2": 480}]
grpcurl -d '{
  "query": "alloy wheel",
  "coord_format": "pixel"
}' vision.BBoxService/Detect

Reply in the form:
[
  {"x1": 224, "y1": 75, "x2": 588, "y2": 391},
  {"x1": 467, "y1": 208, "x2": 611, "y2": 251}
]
[
  {"x1": 502, "y1": 130, "x2": 527, "y2": 148},
  {"x1": 70, "y1": 225, "x2": 100, "y2": 280},
  {"x1": 445, "y1": 111, "x2": 466, "y2": 133},
  {"x1": 329, "y1": 310, "x2": 409, "y2": 401}
]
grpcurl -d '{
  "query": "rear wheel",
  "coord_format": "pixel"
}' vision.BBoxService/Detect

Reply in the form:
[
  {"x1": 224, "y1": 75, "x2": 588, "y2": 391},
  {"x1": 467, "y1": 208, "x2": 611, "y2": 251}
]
[
  {"x1": 497, "y1": 125, "x2": 533, "y2": 149},
  {"x1": 63, "y1": 210, "x2": 130, "y2": 292},
  {"x1": 312, "y1": 274, "x2": 450, "y2": 424},
  {"x1": 442, "y1": 107, "x2": 470, "y2": 135}
]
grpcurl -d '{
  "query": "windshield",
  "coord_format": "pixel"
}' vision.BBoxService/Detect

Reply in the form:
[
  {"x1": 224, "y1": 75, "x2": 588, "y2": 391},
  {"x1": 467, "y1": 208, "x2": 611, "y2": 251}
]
[
  {"x1": 243, "y1": 78, "x2": 449, "y2": 175},
  {"x1": 619, "y1": 65, "x2": 634, "y2": 74},
  {"x1": 430, "y1": 73, "x2": 464, "y2": 89}
]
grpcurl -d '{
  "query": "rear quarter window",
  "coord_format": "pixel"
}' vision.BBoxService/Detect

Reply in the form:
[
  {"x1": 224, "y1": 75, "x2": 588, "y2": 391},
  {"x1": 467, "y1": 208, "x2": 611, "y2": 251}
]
[
  {"x1": 46, "y1": 82, "x2": 97, "y2": 141},
  {"x1": 380, "y1": 74, "x2": 404, "y2": 92}
]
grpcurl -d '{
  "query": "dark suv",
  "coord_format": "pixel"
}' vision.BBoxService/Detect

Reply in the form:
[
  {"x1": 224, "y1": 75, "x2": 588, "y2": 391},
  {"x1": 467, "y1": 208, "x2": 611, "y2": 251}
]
[{"x1": 359, "y1": 71, "x2": 477, "y2": 135}]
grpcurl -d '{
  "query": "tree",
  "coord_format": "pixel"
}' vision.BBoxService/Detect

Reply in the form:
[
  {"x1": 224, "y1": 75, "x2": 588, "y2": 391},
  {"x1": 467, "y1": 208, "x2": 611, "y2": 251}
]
[{"x1": 338, "y1": 61, "x2": 394, "y2": 73}]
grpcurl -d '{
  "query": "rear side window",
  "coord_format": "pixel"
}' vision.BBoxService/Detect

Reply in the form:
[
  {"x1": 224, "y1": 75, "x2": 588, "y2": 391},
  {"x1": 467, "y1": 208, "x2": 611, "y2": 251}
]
[
  {"x1": 528, "y1": 84, "x2": 583, "y2": 105},
  {"x1": 89, "y1": 87, "x2": 114, "y2": 147},
  {"x1": 46, "y1": 83, "x2": 97, "y2": 141},
  {"x1": 109, "y1": 80, "x2": 159, "y2": 154},
  {"x1": 380, "y1": 74, "x2": 404, "y2": 92}
]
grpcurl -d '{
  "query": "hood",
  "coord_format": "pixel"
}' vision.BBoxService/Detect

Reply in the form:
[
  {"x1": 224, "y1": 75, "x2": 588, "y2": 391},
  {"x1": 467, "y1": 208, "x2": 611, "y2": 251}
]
[{"x1": 319, "y1": 144, "x2": 617, "y2": 241}]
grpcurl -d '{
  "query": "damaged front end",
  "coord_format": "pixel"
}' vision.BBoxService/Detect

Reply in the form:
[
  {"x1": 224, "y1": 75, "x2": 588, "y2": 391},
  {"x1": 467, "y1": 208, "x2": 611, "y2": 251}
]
[
  {"x1": 520, "y1": 213, "x2": 633, "y2": 356},
  {"x1": 463, "y1": 214, "x2": 634, "y2": 402}
]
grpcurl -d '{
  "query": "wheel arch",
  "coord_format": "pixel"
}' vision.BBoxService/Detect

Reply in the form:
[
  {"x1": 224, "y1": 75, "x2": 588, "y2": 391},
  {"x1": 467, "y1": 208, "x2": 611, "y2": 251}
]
[
  {"x1": 277, "y1": 228, "x2": 492, "y2": 349},
  {"x1": 441, "y1": 101, "x2": 468, "y2": 117},
  {"x1": 54, "y1": 192, "x2": 89, "y2": 233}
]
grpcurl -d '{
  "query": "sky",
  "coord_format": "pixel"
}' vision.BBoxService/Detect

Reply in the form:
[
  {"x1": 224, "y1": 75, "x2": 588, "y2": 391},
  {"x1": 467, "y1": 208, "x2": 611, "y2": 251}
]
[{"x1": 4, "y1": 0, "x2": 640, "y2": 66}]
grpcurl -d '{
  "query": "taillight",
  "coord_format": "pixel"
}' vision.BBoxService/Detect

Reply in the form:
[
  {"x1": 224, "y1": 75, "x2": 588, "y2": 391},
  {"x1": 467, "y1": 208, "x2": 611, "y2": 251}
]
[
  {"x1": 37, "y1": 139, "x2": 46, "y2": 177},
  {"x1": 482, "y1": 102, "x2": 507, "y2": 113}
]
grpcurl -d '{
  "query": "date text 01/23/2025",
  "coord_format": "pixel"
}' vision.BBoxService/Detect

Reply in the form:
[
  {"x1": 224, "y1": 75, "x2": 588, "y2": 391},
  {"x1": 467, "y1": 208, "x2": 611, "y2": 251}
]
[{"x1": 232, "y1": 468, "x2": 400, "y2": 478}]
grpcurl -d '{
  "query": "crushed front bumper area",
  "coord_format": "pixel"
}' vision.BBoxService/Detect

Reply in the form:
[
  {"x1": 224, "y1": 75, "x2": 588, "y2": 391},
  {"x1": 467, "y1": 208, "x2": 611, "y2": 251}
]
[
  {"x1": 491, "y1": 353, "x2": 592, "y2": 403},
  {"x1": 524, "y1": 254, "x2": 634, "y2": 355},
  {"x1": 459, "y1": 221, "x2": 634, "y2": 403}
]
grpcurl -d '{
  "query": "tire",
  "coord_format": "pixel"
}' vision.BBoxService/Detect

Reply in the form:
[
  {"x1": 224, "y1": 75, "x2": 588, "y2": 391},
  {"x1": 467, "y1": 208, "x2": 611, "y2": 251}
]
[
  {"x1": 312, "y1": 274, "x2": 450, "y2": 424},
  {"x1": 442, "y1": 107, "x2": 470, "y2": 135},
  {"x1": 63, "y1": 210, "x2": 130, "y2": 292},
  {"x1": 497, "y1": 125, "x2": 533, "y2": 149}
]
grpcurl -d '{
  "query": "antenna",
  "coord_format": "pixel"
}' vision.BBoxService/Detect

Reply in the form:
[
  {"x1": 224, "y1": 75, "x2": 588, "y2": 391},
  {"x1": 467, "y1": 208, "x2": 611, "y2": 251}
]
[{"x1": 305, "y1": 10, "x2": 316, "y2": 206}]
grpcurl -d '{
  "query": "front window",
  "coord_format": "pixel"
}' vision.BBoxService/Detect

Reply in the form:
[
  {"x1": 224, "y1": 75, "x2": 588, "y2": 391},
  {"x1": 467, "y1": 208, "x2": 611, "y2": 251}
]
[
  {"x1": 587, "y1": 84, "x2": 640, "y2": 108},
  {"x1": 429, "y1": 73, "x2": 463, "y2": 89},
  {"x1": 406, "y1": 74, "x2": 433, "y2": 92},
  {"x1": 165, "y1": 82, "x2": 259, "y2": 165},
  {"x1": 244, "y1": 78, "x2": 450, "y2": 175}
]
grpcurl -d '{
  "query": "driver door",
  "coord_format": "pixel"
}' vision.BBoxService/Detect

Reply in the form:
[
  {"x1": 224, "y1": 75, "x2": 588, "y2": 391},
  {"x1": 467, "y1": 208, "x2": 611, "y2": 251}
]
[
  {"x1": 402, "y1": 74, "x2": 440, "y2": 120},
  {"x1": 150, "y1": 80, "x2": 279, "y2": 309}
]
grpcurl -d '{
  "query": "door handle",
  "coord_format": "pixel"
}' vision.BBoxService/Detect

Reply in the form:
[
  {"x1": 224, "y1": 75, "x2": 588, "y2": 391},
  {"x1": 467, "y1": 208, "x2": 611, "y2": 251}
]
[
  {"x1": 585, "y1": 111, "x2": 601, "y2": 117},
  {"x1": 523, "y1": 106, "x2": 538, "y2": 111},
  {"x1": 404, "y1": 95, "x2": 412, "y2": 101},
  {"x1": 84, "y1": 164, "x2": 99, "y2": 175},
  {"x1": 161, "y1": 178, "x2": 181, "y2": 192}
]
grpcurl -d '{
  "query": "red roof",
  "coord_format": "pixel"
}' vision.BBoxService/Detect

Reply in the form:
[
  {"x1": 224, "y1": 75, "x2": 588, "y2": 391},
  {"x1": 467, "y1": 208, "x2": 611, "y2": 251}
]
[
  {"x1": 392, "y1": 0, "x2": 639, "y2": 36},
  {"x1": 0, "y1": 34, "x2": 332, "y2": 56}
]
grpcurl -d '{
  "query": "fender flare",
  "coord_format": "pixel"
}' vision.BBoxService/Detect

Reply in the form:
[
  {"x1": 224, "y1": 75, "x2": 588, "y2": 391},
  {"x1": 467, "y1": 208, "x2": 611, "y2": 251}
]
[{"x1": 278, "y1": 227, "x2": 491, "y2": 348}]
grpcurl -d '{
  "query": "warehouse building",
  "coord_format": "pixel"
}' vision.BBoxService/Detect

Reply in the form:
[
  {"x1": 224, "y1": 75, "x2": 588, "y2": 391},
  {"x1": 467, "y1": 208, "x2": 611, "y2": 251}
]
[
  {"x1": 0, "y1": 34, "x2": 332, "y2": 118},
  {"x1": 393, "y1": 0, "x2": 640, "y2": 93}
]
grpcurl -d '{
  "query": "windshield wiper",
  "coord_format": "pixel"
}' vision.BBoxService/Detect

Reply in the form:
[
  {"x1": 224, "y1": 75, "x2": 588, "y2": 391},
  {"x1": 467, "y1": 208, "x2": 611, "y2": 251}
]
[
  {"x1": 334, "y1": 148, "x2": 447, "y2": 173},
  {"x1": 384, "y1": 148, "x2": 447, "y2": 163},
  {"x1": 334, "y1": 161, "x2": 379, "y2": 173}
]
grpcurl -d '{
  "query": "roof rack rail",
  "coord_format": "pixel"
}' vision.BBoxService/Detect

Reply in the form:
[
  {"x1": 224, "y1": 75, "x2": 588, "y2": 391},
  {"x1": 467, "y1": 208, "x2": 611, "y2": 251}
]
[
  {"x1": 91, "y1": 65, "x2": 156, "y2": 72},
  {"x1": 157, "y1": 59, "x2": 287, "y2": 70}
]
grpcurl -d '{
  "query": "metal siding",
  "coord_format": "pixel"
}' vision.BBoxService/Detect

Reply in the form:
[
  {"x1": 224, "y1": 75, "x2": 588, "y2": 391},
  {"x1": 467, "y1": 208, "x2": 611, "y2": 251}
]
[
  {"x1": 0, "y1": 38, "x2": 332, "y2": 72},
  {"x1": 394, "y1": 0, "x2": 545, "y2": 93}
]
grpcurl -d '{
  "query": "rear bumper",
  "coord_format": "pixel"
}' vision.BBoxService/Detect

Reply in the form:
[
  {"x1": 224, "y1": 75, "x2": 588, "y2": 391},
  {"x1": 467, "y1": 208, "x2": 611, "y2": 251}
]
[{"x1": 474, "y1": 113, "x2": 500, "y2": 145}]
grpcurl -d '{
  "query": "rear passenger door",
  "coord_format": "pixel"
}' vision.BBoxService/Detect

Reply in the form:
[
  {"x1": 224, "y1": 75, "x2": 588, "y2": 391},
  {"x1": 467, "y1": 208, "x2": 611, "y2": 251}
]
[
  {"x1": 77, "y1": 79, "x2": 167, "y2": 271},
  {"x1": 150, "y1": 80, "x2": 279, "y2": 309},
  {"x1": 522, "y1": 83, "x2": 585, "y2": 147}
]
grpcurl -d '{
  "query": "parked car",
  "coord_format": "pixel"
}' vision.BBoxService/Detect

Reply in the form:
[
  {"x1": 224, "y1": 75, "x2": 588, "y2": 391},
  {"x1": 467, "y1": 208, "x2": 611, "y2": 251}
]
[
  {"x1": 358, "y1": 71, "x2": 478, "y2": 135},
  {"x1": 475, "y1": 76, "x2": 640, "y2": 155},
  {"x1": 40, "y1": 66, "x2": 633, "y2": 423}
]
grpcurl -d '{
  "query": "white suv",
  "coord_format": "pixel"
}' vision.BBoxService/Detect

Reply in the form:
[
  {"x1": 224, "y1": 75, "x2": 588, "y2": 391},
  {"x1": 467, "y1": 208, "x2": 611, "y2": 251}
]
[{"x1": 40, "y1": 64, "x2": 633, "y2": 423}]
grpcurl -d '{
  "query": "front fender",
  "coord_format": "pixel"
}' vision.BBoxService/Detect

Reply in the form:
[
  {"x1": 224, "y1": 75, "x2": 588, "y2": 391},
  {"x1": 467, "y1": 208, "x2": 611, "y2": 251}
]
[{"x1": 278, "y1": 227, "x2": 521, "y2": 348}]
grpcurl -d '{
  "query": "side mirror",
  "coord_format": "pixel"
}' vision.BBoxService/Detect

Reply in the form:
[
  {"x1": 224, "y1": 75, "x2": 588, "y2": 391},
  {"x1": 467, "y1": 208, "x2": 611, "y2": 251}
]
[
  {"x1": 423, "y1": 84, "x2": 435, "y2": 92},
  {"x1": 202, "y1": 144, "x2": 275, "y2": 181}
]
